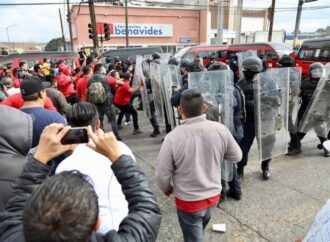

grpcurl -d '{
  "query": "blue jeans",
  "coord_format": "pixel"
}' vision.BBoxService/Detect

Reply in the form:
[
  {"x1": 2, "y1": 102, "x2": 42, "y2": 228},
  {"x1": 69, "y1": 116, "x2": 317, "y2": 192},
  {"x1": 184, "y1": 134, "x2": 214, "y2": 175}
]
[{"x1": 177, "y1": 204, "x2": 216, "y2": 242}]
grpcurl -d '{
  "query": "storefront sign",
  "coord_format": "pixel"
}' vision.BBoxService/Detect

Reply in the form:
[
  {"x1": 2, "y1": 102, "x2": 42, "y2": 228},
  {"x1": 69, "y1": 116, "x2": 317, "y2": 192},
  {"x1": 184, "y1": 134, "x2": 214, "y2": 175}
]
[
  {"x1": 109, "y1": 23, "x2": 173, "y2": 37},
  {"x1": 178, "y1": 37, "x2": 192, "y2": 43}
]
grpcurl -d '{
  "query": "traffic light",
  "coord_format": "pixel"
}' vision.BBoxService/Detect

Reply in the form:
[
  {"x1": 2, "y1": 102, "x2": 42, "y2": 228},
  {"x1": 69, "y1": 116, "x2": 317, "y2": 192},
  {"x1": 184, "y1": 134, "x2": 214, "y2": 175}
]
[
  {"x1": 104, "y1": 23, "x2": 110, "y2": 41},
  {"x1": 88, "y1": 23, "x2": 94, "y2": 39}
]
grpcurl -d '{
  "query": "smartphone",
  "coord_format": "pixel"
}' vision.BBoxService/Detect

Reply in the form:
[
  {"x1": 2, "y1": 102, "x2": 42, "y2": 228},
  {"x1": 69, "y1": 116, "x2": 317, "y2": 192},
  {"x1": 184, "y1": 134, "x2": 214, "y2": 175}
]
[{"x1": 61, "y1": 127, "x2": 89, "y2": 145}]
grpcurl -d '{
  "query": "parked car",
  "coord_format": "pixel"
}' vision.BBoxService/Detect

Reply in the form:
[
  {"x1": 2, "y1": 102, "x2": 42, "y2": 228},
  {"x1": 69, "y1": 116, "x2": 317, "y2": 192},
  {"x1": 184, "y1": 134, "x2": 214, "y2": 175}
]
[
  {"x1": 174, "y1": 45, "x2": 228, "y2": 66},
  {"x1": 226, "y1": 42, "x2": 293, "y2": 68},
  {"x1": 293, "y1": 38, "x2": 330, "y2": 77}
]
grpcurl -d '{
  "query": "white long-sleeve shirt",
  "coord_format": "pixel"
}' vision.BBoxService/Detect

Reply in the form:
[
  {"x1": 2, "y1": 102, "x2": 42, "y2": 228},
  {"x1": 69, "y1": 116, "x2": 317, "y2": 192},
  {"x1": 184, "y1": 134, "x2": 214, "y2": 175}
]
[{"x1": 56, "y1": 141, "x2": 135, "y2": 234}]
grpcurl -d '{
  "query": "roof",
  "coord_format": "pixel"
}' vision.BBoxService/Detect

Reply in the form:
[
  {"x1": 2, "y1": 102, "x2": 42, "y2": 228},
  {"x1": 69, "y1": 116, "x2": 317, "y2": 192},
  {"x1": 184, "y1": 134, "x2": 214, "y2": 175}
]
[{"x1": 229, "y1": 42, "x2": 292, "y2": 50}]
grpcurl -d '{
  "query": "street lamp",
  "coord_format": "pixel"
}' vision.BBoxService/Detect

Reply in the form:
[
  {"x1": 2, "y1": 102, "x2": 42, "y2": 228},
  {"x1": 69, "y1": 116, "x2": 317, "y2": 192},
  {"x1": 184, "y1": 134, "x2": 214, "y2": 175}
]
[
  {"x1": 5, "y1": 24, "x2": 17, "y2": 51},
  {"x1": 293, "y1": 0, "x2": 318, "y2": 49}
]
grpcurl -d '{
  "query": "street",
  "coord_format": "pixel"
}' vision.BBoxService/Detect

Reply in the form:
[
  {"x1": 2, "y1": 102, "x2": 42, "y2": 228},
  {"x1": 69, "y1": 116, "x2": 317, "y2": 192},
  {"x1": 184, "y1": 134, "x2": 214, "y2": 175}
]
[{"x1": 111, "y1": 110, "x2": 330, "y2": 242}]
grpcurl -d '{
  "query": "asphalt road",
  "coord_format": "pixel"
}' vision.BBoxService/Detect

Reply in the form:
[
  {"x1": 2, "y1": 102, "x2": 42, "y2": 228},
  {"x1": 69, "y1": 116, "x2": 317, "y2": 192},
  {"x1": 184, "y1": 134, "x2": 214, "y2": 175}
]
[{"x1": 105, "y1": 110, "x2": 330, "y2": 242}]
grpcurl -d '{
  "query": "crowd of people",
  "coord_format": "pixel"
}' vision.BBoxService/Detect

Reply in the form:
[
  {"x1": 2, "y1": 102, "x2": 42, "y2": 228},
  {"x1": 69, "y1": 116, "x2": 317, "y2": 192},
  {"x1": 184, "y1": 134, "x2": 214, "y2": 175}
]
[{"x1": 0, "y1": 48, "x2": 329, "y2": 242}]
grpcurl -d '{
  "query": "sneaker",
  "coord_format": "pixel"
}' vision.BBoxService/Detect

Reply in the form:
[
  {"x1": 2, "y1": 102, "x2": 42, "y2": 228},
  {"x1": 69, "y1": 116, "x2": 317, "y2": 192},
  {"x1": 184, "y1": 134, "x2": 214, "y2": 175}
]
[
  {"x1": 150, "y1": 130, "x2": 161, "y2": 137},
  {"x1": 133, "y1": 129, "x2": 142, "y2": 135},
  {"x1": 124, "y1": 121, "x2": 131, "y2": 126},
  {"x1": 286, "y1": 147, "x2": 301, "y2": 156}
]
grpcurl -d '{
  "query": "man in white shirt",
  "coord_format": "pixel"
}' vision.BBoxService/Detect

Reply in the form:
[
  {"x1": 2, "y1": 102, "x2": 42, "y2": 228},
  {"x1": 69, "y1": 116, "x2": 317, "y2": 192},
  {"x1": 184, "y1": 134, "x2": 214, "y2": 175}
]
[{"x1": 55, "y1": 102, "x2": 135, "y2": 234}]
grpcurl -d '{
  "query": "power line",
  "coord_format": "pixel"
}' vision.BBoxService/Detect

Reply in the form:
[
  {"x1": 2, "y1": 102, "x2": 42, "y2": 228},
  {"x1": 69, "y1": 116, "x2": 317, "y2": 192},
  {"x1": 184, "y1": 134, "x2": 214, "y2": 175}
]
[{"x1": 0, "y1": 0, "x2": 329, "y2": 12}]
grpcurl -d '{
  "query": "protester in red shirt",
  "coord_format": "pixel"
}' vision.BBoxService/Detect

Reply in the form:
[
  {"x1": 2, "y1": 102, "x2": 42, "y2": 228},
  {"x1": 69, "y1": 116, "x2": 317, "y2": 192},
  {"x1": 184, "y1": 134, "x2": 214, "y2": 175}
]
[
  {"x1": 1, "y1": 92, "x2": 56, "y2": 111},
  {"x1": 107, "y1": 70, "x2": 124, "y2": 94},
  {"x1": 114, "y1": 73, "x2": 142, "y2": 135},
  {"x1": 76, "y1": 66, "x2": 92, "y2": 102},
  {"x1": 57, "y1": 64, "x2": 80, "y2": 104}
]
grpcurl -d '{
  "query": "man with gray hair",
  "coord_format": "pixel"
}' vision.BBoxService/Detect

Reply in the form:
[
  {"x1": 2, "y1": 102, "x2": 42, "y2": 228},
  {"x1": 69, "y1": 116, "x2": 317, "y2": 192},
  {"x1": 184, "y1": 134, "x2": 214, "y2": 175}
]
[{"x1": 156, "y1": 89, "x2": 242, "y2": 242}]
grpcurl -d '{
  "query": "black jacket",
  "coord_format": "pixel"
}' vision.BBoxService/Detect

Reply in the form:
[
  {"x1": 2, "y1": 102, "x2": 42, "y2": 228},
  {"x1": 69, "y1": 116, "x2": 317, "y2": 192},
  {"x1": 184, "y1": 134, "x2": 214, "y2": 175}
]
[
  {"x1": 0, "y1": 106, "x2": 32, "y2": 213},
  {"x1": 0, "y1": 155, "x2": 162, "y2": 242}
]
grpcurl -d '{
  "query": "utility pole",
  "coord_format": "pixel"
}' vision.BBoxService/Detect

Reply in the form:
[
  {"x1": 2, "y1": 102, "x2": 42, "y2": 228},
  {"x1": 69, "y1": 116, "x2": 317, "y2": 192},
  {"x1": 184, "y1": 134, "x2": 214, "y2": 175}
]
[
  {"x1": 59, "y1": 9, "x2": 67, "y2": 51},
  {"x1": 66, "y1": 0, "x2": 74, "y2": 51},
  {"x1": 235, "y1": 0, "x2": 242, "y2": 44},
  {"x1": 89, "y1": 0, "x2": 100, "y2": 56},
  {"x1": 293, "y1": 0, "x2": 318, "y2": 48},
  {"x1": 217, "y1": 0, "x2": 224, "y2": 44},
  {"x1": 268, "y1": 0, "x2": 276, "y2": 42},
  {"x1": 125, "y1": 0, "x2": 129, "y2": 48}
]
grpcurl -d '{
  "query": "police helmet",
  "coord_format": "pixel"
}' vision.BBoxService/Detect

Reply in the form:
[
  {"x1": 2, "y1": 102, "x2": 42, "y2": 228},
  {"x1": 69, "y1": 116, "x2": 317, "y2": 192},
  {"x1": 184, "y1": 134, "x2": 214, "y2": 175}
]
[
  {"x1": 210, "y1": 53, "x2": 216, "y2": 61},
  {"x1": 152, "y1": 52, "x2": 161, "y2": 60},
  {"x1": 180, "y1": 60, "x2": 192, "y2": 70},
  {"x1": 242, "y1": 56, "x2": 263, "y2": 73},
  {"x1": 309, "y1": 62, "x2": 324, "y2": 79},
  {"x1": 278, "y1": 55, "x2": 295, "y2": 67},
  {"x1": 168, "y1": 57, "x2": 179, "y2": 66},
  {"x1": 207, "y1": 61, "x2": 229, "y2": 71}
]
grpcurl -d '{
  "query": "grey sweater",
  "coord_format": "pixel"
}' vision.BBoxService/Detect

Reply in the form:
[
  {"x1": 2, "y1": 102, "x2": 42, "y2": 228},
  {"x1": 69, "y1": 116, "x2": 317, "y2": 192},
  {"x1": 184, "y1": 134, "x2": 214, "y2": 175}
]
[{"x1": 156, "y1": 115, "x2": 242, "y2": 201}]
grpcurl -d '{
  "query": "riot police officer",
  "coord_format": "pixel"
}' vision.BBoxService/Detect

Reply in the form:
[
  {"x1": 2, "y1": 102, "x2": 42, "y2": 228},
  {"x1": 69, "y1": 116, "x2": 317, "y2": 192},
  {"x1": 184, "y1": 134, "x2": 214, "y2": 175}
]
[
  {"x1": 296, "y1": 63, "x2": 329, "y2": 157},
  {"x1": 236, "y1": 56, "x2": 271, "y2": 180},
  {"x1": 277, "y1": 55, "x2": 302, "y2": 156},
  {"x1": 208, "y1": 62, "x2": 244, "y2": 203}
]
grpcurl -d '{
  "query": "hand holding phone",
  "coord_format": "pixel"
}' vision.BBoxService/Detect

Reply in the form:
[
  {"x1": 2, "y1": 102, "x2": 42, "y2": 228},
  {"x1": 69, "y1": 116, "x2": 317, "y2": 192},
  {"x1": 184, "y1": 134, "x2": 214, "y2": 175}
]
[{"x1": 60, "y1": 127, "x2": 89, "y2": 145}]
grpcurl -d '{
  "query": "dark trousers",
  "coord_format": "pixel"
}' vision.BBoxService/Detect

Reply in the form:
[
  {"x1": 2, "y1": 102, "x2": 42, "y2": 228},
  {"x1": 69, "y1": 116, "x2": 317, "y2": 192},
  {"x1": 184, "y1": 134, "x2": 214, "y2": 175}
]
[
  {"x1": 116, "y1": 103, "x2": 139, "y2": 130},
  {"x1": 221, "y1": 163, "x2": 241, "y2": 197},
  {"x1": 97, "y1": 102, "x2": 119, "y2": 138},
  {"x1": 238, "y1": 118, "x2": 271, "y2": 169},
  {"x1": 149, "y1": 101, "x2": 159, "y2": 131},
  {"x1": 177, "y1": 205, "x2": 216, "y2": 242}
]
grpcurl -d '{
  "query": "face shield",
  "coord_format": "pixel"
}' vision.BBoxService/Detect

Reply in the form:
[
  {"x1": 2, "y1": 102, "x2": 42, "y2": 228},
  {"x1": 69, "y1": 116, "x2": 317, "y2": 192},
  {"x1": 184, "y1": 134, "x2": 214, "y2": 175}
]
[{"x1": 310, "y1": 68, "x2": 324, "y2": 79}]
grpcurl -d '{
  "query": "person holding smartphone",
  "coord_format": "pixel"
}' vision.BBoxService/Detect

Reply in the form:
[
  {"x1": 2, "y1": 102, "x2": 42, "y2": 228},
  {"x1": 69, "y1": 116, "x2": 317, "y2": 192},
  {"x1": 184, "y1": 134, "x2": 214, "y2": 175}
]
[{"x1": 0, "y1": 123, "x2": 161, "y2": 242}]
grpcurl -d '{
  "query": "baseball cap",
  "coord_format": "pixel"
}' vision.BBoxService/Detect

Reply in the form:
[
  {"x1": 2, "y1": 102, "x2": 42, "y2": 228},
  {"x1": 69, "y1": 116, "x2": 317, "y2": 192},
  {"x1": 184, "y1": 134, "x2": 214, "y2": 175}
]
[{"x1": 20, "y1": 76, "x2": 50, "y2": 97}]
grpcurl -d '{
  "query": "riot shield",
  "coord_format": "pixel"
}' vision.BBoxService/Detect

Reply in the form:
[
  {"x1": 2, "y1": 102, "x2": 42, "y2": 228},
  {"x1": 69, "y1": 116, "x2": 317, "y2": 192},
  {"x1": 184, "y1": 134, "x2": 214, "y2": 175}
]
[
  {"x1": 188, "y1": 70, "x2": 235, "y2": 181},
  {"x1": 169, "y1": 65, "x2": 182, "y2": 86},
  {"x1": 237, "y1": 50, "x2": 257, "y2": 81},
  {"x1": 288, "y1": 67, "x2": 302, "y2": 134},
  {"x1": 159, "y1": 53, "x2": 172, "y2": 64},
  {"x1": 140, "y1": 60, "x2": 151, "y2": 118},
  {"x1": 160, "y1": 64, "x2": 178, "y2": 128},
  {"x1": 132, "y1": 55, "x2": 143, "y2": 87},
  {"x1": 150, "y1": 62, "x2": 165, "y2": 121},
  {"x1": 254, "y1": 68, "x2": 290, "y2": 162},
  {"x1": 298, "y1": 63, "x2": 330, "y2": 138}
]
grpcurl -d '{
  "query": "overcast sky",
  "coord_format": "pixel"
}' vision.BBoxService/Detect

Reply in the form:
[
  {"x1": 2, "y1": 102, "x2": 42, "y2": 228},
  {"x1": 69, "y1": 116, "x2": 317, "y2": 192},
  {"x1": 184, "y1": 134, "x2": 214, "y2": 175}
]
[{"x1": 0, "y1": 0, "x2": 329, "y2": 43}]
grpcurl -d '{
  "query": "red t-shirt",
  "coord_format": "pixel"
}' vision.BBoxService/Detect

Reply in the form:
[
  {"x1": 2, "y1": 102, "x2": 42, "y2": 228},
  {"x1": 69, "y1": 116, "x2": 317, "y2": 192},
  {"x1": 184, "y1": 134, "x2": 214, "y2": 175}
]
[
  {"x1": 76, "y1": 75, "x2": 90, "y2": 101},
  {"x1": 175, "y1": 194, "x2": 220, "y2": 213},
  {"x1": 1, "y1": 93, "x2": 57, "y2": 111},
  {"x1": 57, "y1": 73, "x2": 75, "y2": 97},
  {"x1": 107, "y1": 76, "x2": 117, "y2": 90},
  {"x1": 114, "y1": 82, "x2": 131, "y2": 106}
]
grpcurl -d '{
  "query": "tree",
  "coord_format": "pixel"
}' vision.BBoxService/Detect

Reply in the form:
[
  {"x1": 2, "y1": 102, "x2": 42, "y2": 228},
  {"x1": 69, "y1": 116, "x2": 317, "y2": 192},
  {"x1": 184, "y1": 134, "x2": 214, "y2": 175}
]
[
  {"x1": 45, "y1": 37, "x2": 64, "y2": 51},
  {"x1": 315, "y1": 28, "x2": 325, "y2": 33}
]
